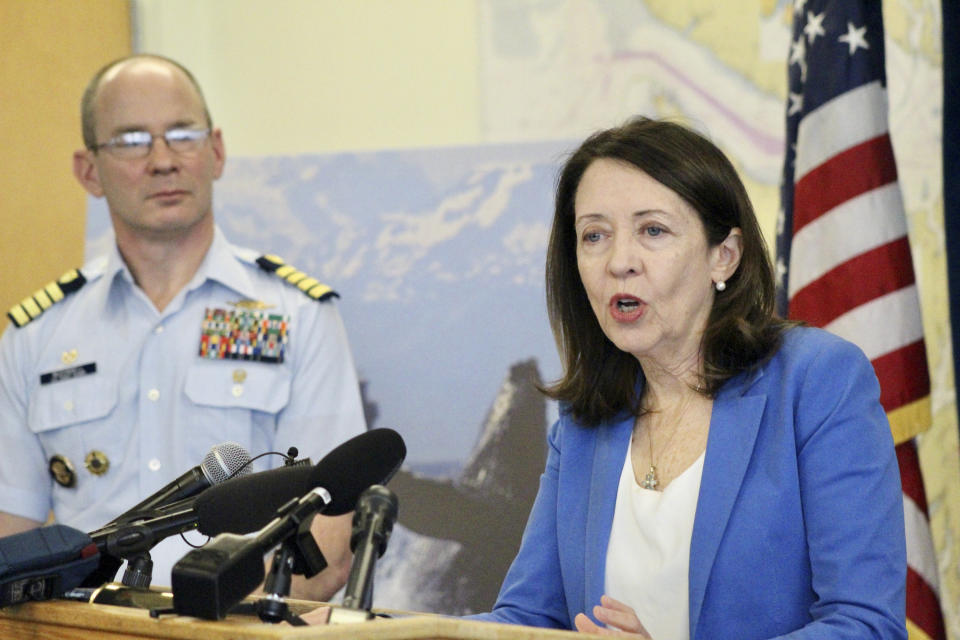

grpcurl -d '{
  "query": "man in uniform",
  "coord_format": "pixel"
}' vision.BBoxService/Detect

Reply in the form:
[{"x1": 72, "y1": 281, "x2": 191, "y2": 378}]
[{"x1": 0, "y1": 54, "x2": 366, "y2": 599}]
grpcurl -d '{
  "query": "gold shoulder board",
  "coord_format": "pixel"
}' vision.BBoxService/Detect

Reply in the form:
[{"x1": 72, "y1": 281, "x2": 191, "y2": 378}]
[
  {"x1": 255, "y1": 255, "x2": 339, "y2": 302},
  {"x1": 7, "y1": 269, "x2": 87, "y2": 328}
]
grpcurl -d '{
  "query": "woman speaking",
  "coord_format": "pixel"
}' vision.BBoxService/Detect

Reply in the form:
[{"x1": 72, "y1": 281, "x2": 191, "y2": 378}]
[{"x1": 472, "y1": 118, "x2": 905, "y2": 639}]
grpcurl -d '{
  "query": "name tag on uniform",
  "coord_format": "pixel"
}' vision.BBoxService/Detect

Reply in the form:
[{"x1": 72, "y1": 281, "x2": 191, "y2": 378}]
[{"x1": 40, "y1": 362, "x2": 97, "y2": 385}]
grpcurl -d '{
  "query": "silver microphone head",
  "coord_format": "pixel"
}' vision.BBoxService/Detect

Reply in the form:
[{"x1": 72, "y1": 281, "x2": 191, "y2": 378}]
[{"x1": 200, "y1": 442, "x2": 253, "y2": 484}]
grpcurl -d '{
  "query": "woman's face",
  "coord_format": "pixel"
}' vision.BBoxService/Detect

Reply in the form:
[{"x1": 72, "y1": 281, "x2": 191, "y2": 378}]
[{"x1": 574, "y1": 158, "x2": 737, "y2": 369}]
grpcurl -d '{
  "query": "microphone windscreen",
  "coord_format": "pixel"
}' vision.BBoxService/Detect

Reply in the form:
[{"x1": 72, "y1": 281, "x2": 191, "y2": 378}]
[
  {"x1": 311, "y1": 428, "x2": 406, "y2": 515},
  {"x1": 193, "y1": 428, "x2": 406, "y2": 535},
  {"x1": 200, "y1": 441, "x2": 252, "y2": 484},
  {"x1": 194, "y1": 465, "x2": 315, "y2": 536}
]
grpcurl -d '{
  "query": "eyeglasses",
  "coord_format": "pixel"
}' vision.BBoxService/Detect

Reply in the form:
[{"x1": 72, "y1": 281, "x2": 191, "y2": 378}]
[{"x1": 91, "y1": 128, "x2": 211, "y2": 159}]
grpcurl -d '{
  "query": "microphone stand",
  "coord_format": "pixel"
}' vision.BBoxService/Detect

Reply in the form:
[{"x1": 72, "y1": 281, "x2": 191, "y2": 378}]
[
  {"x1": 328, "y1": 485, "x2": 398, "y2": 625},
  {"x1": 121, "y1": 553, "x2": 154, "y2": 588},
  {"x1": 256, "y1": 513, "x2": 328, "y2": 624}
]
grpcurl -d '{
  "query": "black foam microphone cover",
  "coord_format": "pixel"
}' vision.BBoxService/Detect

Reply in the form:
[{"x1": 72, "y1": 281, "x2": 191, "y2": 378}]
[{"x1": 193, "y1": 428, "x2": 406, "y2": 536}]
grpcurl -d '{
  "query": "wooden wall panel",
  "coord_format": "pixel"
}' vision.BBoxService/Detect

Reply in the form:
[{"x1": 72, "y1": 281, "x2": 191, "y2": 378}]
[{"x1": 0, "y1": 0, "x2": 130, "y2": 329}]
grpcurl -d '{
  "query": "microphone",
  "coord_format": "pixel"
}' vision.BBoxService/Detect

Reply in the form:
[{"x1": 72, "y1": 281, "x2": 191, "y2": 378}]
[
  {"x1": 194, "y1": 427, "x2": 405, "y2": 535},
  {"x1": 107, "y1": 442, "x2": 252, "y2": 526},
  {"x1": 169, "y1": 429, "x2": 407, "y2": 620},
  {"x1": 89, "y1": 429, "x2": 405, "y2": 568},
  {"x1": 171, "y1": 488, "x2": 333, "y2": 620},
  {"x1": 341, "y1": 485, "x2": 399, "y2": 612},
  {"x1": 82, "y1": 442, "x2": 253, "y2": 588}
]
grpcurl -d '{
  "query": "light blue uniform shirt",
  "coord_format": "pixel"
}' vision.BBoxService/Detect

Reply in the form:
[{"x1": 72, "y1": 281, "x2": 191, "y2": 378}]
[{"x1": 0, "y1": 227, "x2": 366, "y2": 584}]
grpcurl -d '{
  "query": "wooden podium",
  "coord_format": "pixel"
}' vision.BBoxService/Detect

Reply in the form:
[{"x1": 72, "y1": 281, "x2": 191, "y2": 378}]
[{"x1": 0, "y1": 592, "x2": 589, "y2": 639}]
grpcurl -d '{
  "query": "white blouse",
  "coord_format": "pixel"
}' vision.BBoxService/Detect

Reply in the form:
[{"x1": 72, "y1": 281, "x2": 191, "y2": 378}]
[{"x1": 604, "y1": 439, "x2": 705, "y2": 640}]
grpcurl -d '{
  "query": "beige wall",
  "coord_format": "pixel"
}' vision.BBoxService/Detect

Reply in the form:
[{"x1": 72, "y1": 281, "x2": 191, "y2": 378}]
[
  {"x1": 0, "y1": 0, "x2": 131, "y2": 330},
  {"x1": 134, "y1": 0, "x2": 481, "y2": 155}
]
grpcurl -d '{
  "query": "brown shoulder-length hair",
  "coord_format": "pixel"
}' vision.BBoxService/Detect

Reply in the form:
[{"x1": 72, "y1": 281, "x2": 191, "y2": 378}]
[{"x1": 543, "y1": 117, "x2": 792, "y2": 425}]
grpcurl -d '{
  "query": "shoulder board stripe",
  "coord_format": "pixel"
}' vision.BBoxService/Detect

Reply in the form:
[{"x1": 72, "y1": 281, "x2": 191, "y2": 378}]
[
  {"x1": 8, "y1": 305, "x2": 29, "y2": 328},
  {"x1": 44, "y1": 282, "x2": 65, "y2": 303},
  {"x1": 7, "y1": 269, "x2": 87, "y2": 328},
  {"x1": 33, "y1": 289, "x2": 54, "y2": 311},
  {"x1": 296, "y1": 277, "x2": 319, "y2": 292},
  {"x1": 285, "y1": 270, "x2": 307, "y2": 285},
  {"x1": 275, "y1": 265, "x2": 296, "y2": 279},
  {"x1": 255, "y1": 255, "x2": 339, "y2": 302}
]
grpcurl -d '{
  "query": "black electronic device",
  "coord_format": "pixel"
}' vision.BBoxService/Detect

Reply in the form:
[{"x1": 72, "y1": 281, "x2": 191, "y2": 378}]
[
  {"x1": 0, "y1": 525, "x2": 100, "y2": 607},
  {"x1": 341, "y1": 485, "x2": 399, "y2": 613},
  {"x1": 170, "y1": 428, "x2": 406, "y2": 621}
]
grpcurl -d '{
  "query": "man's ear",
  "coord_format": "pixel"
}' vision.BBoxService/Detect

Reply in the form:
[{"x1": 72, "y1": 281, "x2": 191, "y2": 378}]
[
  {"x1": 712, "y1": 227, "x2": 743, "y2": 283},
  {"x1": 73, "y1": 150, "x2": 104, "y2": 197},
  {"x1": 210, "y1": 127, "x2": 226, "y2": 180}
]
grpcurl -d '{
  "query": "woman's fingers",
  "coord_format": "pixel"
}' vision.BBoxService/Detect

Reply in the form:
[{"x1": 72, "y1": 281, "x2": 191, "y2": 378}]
[{"x1": 586, "y1": 595, "x2": 651, "y2": 638}]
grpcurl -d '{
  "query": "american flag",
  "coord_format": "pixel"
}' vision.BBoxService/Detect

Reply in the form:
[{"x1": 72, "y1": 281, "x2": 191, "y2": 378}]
[{"x1": 776, "y1": 2, "x2": 945, "y2": 639}]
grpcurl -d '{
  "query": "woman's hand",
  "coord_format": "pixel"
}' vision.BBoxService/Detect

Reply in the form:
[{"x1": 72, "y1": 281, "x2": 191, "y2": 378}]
[{"x1": 574, "y1": 595, "x2": 651, "y2": 637}]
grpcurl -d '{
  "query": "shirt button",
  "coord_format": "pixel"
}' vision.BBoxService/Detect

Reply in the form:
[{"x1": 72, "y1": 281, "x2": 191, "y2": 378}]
[
  {"x1": 63, "y1": 400, "x2": 74, "y2": 411},
  {"x1": 154, "y1": 325, "x2": 164, "y2": 334},
  {"x1": 147, "y1": 389, "x2": 160, "y2": 401},
  {"x1": 148, "y1": 459, "x2": 161, "y2": 472},
  {"x1": 232, "y1": 385, "x2": 244, "y2": 397}
]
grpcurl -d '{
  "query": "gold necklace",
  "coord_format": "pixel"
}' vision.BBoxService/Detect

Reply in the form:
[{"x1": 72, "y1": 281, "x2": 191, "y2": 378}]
[
  {"x1": 641, "y1": 422, "x2": 661, "y2": 490},
  {"x1": 640, "y1": 415, "x2": 683, "y2": 490},
  {"x1": 639, "y1": 381, "x2": 704, "y2": 490}
]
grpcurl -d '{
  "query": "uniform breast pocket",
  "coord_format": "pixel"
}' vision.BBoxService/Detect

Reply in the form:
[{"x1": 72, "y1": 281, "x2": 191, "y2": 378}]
[
  {"x1": 184, "y1": 361, "x2": 291, "y2": 414},
  {"x1": 27, "y1": 375, "x2": 119, "y2": 475},
  {"x1": 183, "y1": 362, "x2": 292, "y2": 451}
]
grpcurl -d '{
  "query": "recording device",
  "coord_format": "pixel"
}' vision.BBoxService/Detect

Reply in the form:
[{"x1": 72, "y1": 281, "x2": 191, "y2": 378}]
[
  {"x1": 170, "y1": 428, "x2": 406, "y2": 621},
  {"x1": 0, "y1": 525, "x2": 100, "y2": 607},
  {"x1": 107, "y1": 442, "x2": 252, "y2": 527},
  {"x1": 340, "y1": 485, "x2": 399, "y2": 613}
]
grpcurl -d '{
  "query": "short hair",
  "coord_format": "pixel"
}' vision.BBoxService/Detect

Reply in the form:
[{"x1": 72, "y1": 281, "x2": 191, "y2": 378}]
[
  {"x1": 81, "y1": 54, "x2": 213, "y2": 150},
  {"x1": 543, "y1": 117, "x2": 791, "y2": 425}
]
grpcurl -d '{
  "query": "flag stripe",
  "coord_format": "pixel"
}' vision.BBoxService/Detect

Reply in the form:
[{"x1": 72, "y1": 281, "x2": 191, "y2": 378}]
[
  {"x1": 873, "y1": 341, "x2": 931, "y2": 415},
  {"x1": 795, "y1": 80, "x2": 888, "y2": 179},
  {"x1": 787, "y1": 183, "x2": 907, "y2": 297},
  {"x1": 902, "y1": 464, "x2": 939, "y2": 595},
  {"x1": 897, "y1": 439, "x2": 928, "y2": 515},
  {"x1": 905, "y1": 499, "x2": 940, "y2": 598},
  {"x1": 823, "y1": 286, "x2": 924, "y2": 361},
  {"x1": 907, "y1": 567, "x2": 946, "y2": 640},
  {"x1": 789, "y1": 237, "x2": 915, "y2": 327},
  {"x1": 792, "y1": 134, "x2": 898, "y2": 234}
]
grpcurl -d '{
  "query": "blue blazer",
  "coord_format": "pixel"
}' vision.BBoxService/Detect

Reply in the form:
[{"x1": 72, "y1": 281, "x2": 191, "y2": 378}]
[{"x1": 475, "y1": 328, "x2": 906, "y2": 639}]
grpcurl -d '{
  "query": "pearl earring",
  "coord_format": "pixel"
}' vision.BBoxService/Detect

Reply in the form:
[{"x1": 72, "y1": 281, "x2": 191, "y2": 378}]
[{"x1": 715, "y1": 280, "x2": 726, "y2": 292}]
